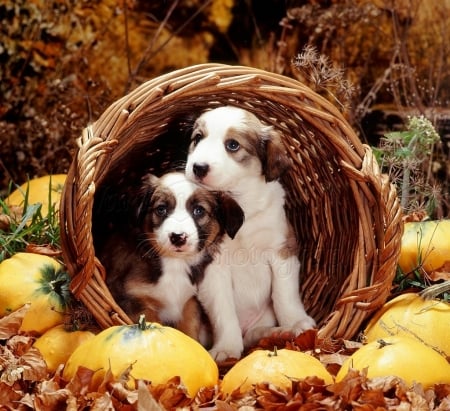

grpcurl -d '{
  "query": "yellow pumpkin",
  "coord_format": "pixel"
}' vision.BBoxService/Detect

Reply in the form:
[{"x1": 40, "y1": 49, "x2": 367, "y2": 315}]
[
  {"x1": 220, "y1": 348, "x2": 333, "y2": 395},
  {"x1": 63, "y1": 317, "x2": 218, "y2": 397},
  {"x1": 336, "y1": 336, "x2": 450, "y2": 388},
  {"x1": 5, "y1": 174, "x2": 66, "y2": 217},
  {"x1": 0, "y1": 252, "x2": 71, "y2": 334},
  {"x1": 364, "y1": 293, "x2": 450, "y2": 357},
  {"x1": 398, "y1": 220, "x2": 450, "y2": 274},
  {"x1": 33, "y1": 324, "x2": 96, "y2": 373}
]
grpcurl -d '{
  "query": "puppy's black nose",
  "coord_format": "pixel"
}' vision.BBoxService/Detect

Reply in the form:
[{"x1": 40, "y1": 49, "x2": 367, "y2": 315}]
[
  {"x1": 193, "y1": 163, "x2": 210, "y2": 179},
  {"x1": 170, "y1": 232, "x2": 187, "y2": 247}
]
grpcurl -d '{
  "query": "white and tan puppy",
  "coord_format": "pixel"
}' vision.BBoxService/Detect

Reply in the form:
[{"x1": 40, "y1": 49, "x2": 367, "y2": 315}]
[
  {"x1": 185, "y1": 106, "x2": 316, "y2": 360},
  {"x1": 99, "y1": 171, "x2": 244, "y2": 341}
]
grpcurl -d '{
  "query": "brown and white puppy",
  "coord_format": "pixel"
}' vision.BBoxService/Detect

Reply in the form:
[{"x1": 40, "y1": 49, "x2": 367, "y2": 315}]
[
  {"x1": 99, "y1": 171, "x2": 244, "y2": 341},
  {"x1": 185, "y1": 106, "x2": 316, "y2": 360}
]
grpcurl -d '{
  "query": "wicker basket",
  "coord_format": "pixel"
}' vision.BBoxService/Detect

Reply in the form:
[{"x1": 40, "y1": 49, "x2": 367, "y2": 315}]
[{"x1": 60, "y1": 63, "x2": 403, "y2": 341}]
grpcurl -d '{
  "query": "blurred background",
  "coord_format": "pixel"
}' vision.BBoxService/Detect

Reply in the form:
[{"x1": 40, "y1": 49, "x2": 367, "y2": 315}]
[{"x1": 1, "y1": 0, "x2": 449, "y2": 216}]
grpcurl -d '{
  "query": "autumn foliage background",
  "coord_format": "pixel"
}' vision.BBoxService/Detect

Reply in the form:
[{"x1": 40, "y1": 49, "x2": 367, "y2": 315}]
[
  {"x1": 1, "y1": 1, "x2": 450, "y2": 408},
  {"x1": 1, "y1": 0, "x2": 449, "y2": 217}
]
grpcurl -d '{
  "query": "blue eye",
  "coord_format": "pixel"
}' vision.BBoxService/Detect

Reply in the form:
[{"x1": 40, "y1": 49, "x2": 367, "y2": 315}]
[
  {"x1": 193, "y1": 205, "x2": 205, "y2": 217},
  {"x1": 225, "y1": 139, "x2": 240, "y2": 152},
  {"x1": 155, "y1": 205, "x2": 168, "y2": 217}
]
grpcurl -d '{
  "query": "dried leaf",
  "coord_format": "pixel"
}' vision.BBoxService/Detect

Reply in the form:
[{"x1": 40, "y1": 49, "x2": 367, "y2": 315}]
[
  {"x1": 0, "y1": 337, "x2": 44, "y2": 392},
  {"x1": 434, "y1": 383, "x2": 450, "y2": 401},
  {"x1": 292, "y1": 328, "x2": 319, "y2": 351},
  {"x1": 34, "y1": 387, "x2": 71, "y2": 411},
  {"x1": 149, "y1": 376, "x2": 191, "y2": 409},
  {"x1": 0, "y1": 381, "x2": 23, "y2": 408},
  {"x1": 255, "y1": 382, "x2": 289, "y2": 409},
  {"x1": 344, "y1": 339, "x2": 364, "y2": 351},
  {"x1": 20, "y1": 347, "x2": 48, "y2": 381},
  {"x1": 327, "y1": 368, "x2": 367, "y2": 404},
  {"x1": 213, "y1": 400, "x2": 238, "y2": 411},
  {"x1": 193, "y1": 385, "x2": 219, "y2": 407},
  {"x1": 16, "y1": 392, "x2": 35, "y2": 408},
  {"x1": 7, "y1": 334, "x2": 34, "y2": 356},
  {"x1": 367, "y1": 375, "x2": 405, "y2": 392},
  {"x1": 88, "y1": 392, "x2": 115, "y2": 411},
  {"x1": 406, "y1": 389, "x2": 432, "y2": 411},
  {"x1": 402, "y1": 211, "x2": 429, "y2": 223},
  {"x1": 436, "y1": 397, "x2": 450, "y2": 411},
  {"x1": 356, "y1": 388, "x2": 387, "y2": 407},
  {"x1": 137, "y1": 380, "x2": 163, "y2": 411},
  {"x1": 428, "y1": 267, "x2": 450, "y2": 282},
  {"x1": 257, "y1": 333, "x2": 297, "y2": 351},
  {"x1": 0, "y1": 305, "x2": 30, "y2": 339},
  {"x1": 64, "y1": 366, "x2": 96, "y2": 397},
  {"x1": 319, "y1": 352, "x2": 348, "y2": 368},
  {"x1": 108, "y1": 380, "x2": 138, "y2": 404}
]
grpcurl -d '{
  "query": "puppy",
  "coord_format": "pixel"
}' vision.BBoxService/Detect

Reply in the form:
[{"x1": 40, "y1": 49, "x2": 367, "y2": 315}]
[
  {"x1": 185, "y1": 106, "x2": 316, "y2": 360},
  {"x1": 98, "y1": 171, "x2": 244, "y2": 341}
]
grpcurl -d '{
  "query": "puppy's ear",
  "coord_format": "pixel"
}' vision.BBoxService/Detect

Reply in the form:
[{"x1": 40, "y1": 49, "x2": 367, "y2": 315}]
[
  {"x1": 261, "y1": 127, "x2": 291, "y2": 182},
  {"x1": 134, "y1": 173, "x2": 159, "y2": 225},
  {"x1": 215, "y1": 192, "x2": 245, "y2": 239}
]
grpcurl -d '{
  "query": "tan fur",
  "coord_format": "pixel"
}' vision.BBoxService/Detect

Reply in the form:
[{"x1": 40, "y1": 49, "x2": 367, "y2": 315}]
[
  {"x1": 279, "y1": 223, "x2": 300, "y2": 259},
  {"x1": 177, "y1": 297, "x2": 203, "y2": 339}
]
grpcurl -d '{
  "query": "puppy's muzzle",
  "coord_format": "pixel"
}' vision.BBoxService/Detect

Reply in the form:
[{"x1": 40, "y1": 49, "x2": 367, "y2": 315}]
[
  {"x1": 170, "y1": 232, "x2": 188, "y2": 247},
  {"x1": 193, "y1": 163, "x2": 209, "y2": 180}
]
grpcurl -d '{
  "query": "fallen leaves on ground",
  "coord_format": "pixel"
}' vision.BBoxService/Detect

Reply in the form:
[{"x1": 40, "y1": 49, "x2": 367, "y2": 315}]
[{"x1": 0, "y1": 311, "x2": 449, "y2": 410}]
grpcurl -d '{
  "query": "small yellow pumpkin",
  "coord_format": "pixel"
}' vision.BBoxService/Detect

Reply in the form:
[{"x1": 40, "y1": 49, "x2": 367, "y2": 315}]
[
  {"x1": 220, "y1": 348, "x2": 333, "y2": 395},
  {"x1": 336, "y1": 336, "x2": 450, "y2": 388},
  {"x1": 0, "y1": 252, "x2": 71, "y2": 334},
  {"x1": 364, "y1": 293, "x2": 450, "y2": 357},
  {"x1": 33, "y1": 324, "x2": 96, "y2": 373},
  {"x1": 398, "y1": 220, "x2": 450, "y2": 274},
  {"x1": 5, "y1": 174, "x2": 66, "y2": 217},
  {"x1": 63, "y1": 316, "x2": 218, "y2": 397}
]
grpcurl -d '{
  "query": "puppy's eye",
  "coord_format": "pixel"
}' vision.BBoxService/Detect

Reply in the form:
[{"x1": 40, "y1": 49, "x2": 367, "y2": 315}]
[
  {"x1": 154, "y1": 205, "x2": 168, "y2": 217},
  {"x1": 225, "y1": 139, "x2": 240, "y2": 152},
  {"x1": 192, "y1": 205, "x2": 205, "y2": 217},
  {"x1": 192, "y1": 132, "x2": 203, "y2": 146}
]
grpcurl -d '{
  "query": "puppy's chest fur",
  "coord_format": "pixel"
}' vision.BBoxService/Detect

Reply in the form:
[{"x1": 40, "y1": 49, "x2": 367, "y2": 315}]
[
  {"x1": 232, "y1": 181, "x2": 291, "y2": 250},
  {"x1": 123, "y1": 256, "x2": 198, "y2": 323},
  {"x1": 218, "y1": 182, "x2": 297, "y2": 316}
]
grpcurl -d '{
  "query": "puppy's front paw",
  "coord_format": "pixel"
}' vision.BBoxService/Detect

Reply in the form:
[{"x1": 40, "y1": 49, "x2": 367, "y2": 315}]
[
  {"x1": 292, "y1": 315, "x2": 316, "y2": 335},
  {"x1": 209, "y1": 344, "x2": 243, "y2": 362}
]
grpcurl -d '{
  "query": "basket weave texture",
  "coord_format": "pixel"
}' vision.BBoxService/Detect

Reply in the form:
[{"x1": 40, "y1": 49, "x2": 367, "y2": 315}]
[{"x1": 60, "y1": 63, "x2": 403, "y2": 340}]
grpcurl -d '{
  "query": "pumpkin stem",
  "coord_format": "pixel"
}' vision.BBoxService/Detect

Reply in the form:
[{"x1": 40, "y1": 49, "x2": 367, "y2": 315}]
[
  {"x1": 377, "y1": 339, "x2": 393, "y2": 349},
  {"x1": 138, "y1": 314, "x2": 146, "y2": 330},
  {"x1": 268, "y1": 346, "x2": 279, "y2": 357}
]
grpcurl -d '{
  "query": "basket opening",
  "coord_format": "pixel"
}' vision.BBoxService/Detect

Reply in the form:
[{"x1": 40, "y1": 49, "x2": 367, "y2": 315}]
[{"x1": 91, "y1": 101, "x2": 359, "y2": 327}]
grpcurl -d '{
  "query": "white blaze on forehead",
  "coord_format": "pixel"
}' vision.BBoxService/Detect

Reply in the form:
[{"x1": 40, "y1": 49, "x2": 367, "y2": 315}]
[
  {"x1": 156, "y1": 173, "x2": 199, "y2": 254},
  {"x1": 160, "y1": 172, "x2": 198, "y2": 200},
  {"x1": 199, "y1": 106, "x2": 248, "y2": 131}
]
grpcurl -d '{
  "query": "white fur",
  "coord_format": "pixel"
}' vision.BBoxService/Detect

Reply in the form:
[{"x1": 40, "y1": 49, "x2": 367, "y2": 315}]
[
  {"x1": 186, "y1": 106, "x2": 316, "y2": 360},
  {"x1": 126, "y1": 258, "x2": 196, "y2": 324}
]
